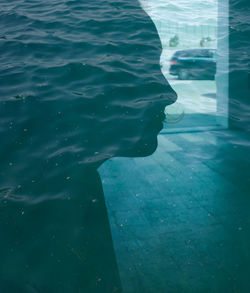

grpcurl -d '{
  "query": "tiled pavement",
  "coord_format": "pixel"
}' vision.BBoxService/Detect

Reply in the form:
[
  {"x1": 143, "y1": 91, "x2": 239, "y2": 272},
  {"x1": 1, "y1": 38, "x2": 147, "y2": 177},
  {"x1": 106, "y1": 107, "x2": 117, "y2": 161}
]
[{"x1": 99, "y1": 130, "x2": 250, "y2": 293}]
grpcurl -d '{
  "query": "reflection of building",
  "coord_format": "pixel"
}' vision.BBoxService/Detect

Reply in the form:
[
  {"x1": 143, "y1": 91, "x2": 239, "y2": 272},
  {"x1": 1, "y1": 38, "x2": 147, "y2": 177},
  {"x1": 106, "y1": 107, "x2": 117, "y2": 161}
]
[
  {"x1": 142, "y1": 0, "x2": 250, "y2": 133},
  {"x1": 141, "y1": 0, "x2": 219, "y2": 132}
]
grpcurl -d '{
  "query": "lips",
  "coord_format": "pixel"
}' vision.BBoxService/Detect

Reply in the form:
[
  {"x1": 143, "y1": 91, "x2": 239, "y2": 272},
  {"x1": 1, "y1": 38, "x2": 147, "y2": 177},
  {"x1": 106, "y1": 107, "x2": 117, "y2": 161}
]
[
  {"x1": 154, "y1": 111, "x2": 166, "y2": 123},
  {"x1": 146, "y1": 117, "x2": 164, "y2": 134},
  {"x1": 160, "y1": 113, "x2": 166, "y2": 122}
]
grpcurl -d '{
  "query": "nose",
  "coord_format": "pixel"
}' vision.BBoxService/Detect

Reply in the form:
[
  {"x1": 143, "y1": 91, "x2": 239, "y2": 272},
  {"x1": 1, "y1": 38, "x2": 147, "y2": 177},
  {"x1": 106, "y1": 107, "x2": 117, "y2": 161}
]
[
  {"x1": 156, "y1": 58, "x2": 178, "y2": 107},
  {"x1": 155, "y1": 72, "x2": 177, "y2": 111},
  {"x1": 162, "y1": 83, "x2": 177, "y2": 106},
  {"x1": 142, "y1": 71, "x2": 177, "y2": 114},
  {"x1": 146, "y1": 78, "x2": 177, "y2": 122}
]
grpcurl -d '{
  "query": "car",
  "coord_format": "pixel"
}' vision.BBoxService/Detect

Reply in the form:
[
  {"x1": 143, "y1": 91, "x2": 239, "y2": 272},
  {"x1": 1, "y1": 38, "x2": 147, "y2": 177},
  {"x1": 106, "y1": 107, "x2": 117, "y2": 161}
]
[{"x1": 169, "y1": 49, "x2": 216, "y2": 80}]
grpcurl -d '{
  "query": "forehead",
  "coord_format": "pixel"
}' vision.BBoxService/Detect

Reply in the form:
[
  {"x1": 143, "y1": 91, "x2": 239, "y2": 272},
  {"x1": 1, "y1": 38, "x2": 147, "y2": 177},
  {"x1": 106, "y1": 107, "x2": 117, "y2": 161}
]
[{"x1": 82, "y1": 1, "x2": 162, "y2": 63}]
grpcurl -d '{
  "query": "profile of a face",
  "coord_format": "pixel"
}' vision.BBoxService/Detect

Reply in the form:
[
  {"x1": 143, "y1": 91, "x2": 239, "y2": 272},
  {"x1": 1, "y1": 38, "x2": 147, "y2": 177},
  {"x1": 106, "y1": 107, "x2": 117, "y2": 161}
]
[
  {"x1": 75, "y1": 1, "x2": 177, "y2": 160},
  {"x1": 0, "y1": 0, "x2": 176, "y2": 167}
]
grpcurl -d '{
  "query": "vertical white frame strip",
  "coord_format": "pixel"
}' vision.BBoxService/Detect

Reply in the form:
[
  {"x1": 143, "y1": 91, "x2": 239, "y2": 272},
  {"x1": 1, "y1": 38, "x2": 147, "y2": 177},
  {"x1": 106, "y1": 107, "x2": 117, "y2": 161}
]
[{"x1": 216, "y1": 0, "x2": 229, "y2": 128}]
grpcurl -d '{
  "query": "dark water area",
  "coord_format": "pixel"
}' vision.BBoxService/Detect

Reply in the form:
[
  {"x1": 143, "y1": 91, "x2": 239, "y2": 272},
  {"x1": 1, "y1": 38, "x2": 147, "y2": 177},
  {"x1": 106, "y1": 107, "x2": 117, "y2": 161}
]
[{"x1": 0, "y1": 0, "x2": 250, "y2": 292}]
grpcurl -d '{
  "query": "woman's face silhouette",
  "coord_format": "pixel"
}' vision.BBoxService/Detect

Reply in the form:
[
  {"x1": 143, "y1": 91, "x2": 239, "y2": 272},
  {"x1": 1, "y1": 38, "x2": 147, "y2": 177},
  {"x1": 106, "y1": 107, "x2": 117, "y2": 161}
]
[
  {"x1": 80, "y1": 0, "x2": 177, "y2": 159},
  {"x1": 1, "y1": 0, "x2": 177, "y2": 167}
]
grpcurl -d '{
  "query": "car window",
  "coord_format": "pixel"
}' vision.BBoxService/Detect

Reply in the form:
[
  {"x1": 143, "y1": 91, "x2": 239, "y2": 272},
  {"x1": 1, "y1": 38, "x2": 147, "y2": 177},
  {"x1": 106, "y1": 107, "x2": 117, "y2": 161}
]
[
  {"x1": 175, "y1": 50, "x2": 213, "y2": 58},
  {"x1": 194, "y1": 50, "x2": 211, "y2": 58}
]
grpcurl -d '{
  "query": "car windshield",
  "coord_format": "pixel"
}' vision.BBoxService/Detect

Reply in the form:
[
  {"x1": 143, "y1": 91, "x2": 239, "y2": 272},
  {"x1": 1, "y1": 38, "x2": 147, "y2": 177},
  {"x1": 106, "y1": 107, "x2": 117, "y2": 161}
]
[{"x1": 174, "y1": 49, "x2": 215, "y2": 58}]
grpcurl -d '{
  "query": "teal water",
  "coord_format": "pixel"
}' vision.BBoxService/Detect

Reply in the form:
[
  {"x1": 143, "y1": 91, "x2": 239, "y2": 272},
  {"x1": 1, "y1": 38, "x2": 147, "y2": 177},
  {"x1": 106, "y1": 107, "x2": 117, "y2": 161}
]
[{"x1": 0, "y1": 0, "x2": 250, "y2": 292}]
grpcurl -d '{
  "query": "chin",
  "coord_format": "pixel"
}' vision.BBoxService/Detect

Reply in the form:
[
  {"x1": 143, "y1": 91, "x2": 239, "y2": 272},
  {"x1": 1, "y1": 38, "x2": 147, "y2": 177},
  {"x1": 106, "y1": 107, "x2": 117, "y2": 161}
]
[
  {"x1": 114, "y1": 128, "x2": 161, "y2": 158},
  {"x1": 133, "y1": 135, "x2": 159, "y2": 157}
]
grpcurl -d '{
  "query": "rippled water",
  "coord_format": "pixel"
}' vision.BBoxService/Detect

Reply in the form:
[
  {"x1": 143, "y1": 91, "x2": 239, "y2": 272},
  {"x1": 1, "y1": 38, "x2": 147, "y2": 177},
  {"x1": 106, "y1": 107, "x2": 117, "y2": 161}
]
[
  {"x1": 0, "y1": 0, "x2": 177, "y2": 291},
  {"x1": 0, "y1": 0, "x2": 249, "y2": 291}
]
